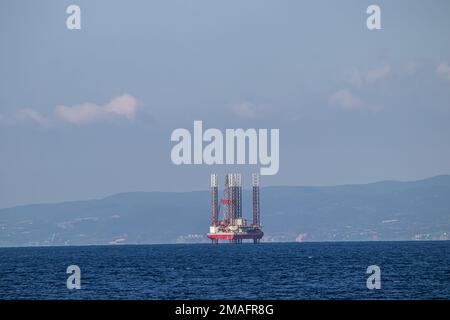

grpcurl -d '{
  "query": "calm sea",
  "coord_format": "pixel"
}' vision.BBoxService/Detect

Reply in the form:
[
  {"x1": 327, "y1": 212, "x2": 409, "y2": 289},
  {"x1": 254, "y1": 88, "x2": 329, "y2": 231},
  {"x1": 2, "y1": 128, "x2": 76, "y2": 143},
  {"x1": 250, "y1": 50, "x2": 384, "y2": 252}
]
[{"x1": 0, "y1": 242, "x2": 449, "y2": 299}]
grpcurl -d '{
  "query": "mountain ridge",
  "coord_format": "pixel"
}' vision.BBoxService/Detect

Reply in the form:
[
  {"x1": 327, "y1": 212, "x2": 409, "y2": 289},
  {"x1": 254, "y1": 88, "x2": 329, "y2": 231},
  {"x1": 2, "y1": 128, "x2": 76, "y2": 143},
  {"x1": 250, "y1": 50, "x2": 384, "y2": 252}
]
[
  {"x1": 4, "y1": 174, "x2": 450, "y2": 211},
  {"x1": 1, "y1": 175, "x2": 449, "y2": 246}
]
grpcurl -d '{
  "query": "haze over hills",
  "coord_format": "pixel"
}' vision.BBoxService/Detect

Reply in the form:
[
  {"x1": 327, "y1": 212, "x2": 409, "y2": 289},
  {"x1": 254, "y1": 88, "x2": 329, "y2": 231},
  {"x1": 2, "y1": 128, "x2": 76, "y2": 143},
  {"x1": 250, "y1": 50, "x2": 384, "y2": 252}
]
[{"x1": 0, "y1": 175, "x2": 449, "y2": 246}]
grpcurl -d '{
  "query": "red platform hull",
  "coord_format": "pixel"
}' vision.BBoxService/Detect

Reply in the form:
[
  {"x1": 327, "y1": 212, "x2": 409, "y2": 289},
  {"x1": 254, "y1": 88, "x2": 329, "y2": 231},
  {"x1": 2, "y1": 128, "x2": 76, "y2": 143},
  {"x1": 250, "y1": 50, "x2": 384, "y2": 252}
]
[{"x1": 207, "y1": 232, "x2": 263, "y2": 240}]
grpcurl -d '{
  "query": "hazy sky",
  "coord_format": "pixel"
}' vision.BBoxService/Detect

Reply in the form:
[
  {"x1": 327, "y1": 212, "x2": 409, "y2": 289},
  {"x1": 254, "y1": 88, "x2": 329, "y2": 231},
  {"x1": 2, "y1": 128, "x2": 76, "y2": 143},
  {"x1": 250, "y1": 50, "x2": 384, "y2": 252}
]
[{"x1": 1, "y1": 0, "x2": 450, "y2": 207}]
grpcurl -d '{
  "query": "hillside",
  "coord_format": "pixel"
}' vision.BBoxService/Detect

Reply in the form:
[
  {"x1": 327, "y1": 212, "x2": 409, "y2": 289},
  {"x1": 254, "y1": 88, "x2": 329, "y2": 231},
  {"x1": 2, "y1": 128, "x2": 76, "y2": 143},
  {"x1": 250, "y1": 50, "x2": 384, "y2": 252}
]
[{"x1": 0, "y1": 175, "x2": 449, "y2": 246}]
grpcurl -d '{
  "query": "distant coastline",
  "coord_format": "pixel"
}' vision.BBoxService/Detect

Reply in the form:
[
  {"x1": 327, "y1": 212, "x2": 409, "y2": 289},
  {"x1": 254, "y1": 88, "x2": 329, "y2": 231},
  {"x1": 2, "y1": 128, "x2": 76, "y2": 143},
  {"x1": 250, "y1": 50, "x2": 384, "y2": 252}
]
[{"x1": 0, "y1": 175, "x2": 449, "y2": 246}]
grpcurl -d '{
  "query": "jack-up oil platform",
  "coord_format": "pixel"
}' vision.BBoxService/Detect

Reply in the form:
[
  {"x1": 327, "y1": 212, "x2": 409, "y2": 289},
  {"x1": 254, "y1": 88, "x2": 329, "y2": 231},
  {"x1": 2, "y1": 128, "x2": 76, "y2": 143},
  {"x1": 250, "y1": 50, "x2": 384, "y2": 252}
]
[{"x1": 207, "y1": 173, "x2": 263, "y2": 244}]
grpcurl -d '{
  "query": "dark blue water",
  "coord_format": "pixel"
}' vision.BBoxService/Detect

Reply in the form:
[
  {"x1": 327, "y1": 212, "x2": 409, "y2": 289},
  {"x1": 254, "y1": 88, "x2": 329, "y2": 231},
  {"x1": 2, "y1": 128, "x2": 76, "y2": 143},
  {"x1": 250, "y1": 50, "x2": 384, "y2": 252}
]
[{"x1": 0, "y1": 242, "x2": 449, "y2": 299}]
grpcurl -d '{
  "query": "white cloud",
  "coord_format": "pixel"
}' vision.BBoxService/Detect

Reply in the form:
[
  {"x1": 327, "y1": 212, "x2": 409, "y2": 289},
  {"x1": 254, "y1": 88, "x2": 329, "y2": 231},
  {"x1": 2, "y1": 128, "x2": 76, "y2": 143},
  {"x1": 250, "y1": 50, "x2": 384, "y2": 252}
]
[
  {"x1": 15, "y1": 108, "x2": 50, "y2": 127},
  {"x1": 55, "y1": 94, "x2": 139, "y2": 125},
  {"x1": 366, "y1": 65, "x2": 390, "y2": 82},
  {"x1": 55, "y1": 103, "x2": 103, "y2": 125},
  {"x1": 104, "y1": 94, "x2": 139, "y2": 120},
  {"x1": 345, "y1": 65, "x2": 391, "y2": 86},
  {"x1": 0, "y1": 109, "x2": 49, "y2": 127},
  {"x1": 330, "y1": 89, "x2": 364, "y2": 110},
  {"x1": 1, "y1": 94, "x2": 140, "y2": 128},
  {"x1": 437, "y1": 63, "x2": 450, "y2": 80},
  {"x1": 232, "y1": 102, "x2": 258, "y2": 119}
]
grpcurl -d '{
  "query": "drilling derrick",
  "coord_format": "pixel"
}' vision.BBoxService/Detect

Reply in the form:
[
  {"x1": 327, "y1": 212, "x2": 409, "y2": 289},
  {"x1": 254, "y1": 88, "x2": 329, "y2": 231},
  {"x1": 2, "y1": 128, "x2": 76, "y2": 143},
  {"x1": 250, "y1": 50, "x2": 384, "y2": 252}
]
[
  {"x1": 236, "y1": 173, "x2": 242, "y2": 220},
  {"x1": 252, "y1": 173, "x2": 260, "y2": 226},
  {"x1": 223, "y1": 174, "x2": 233, "y2": 225},
  {"x1": 210, "y1": 174, "x2": 219, "y2": 244},
  {"x1": 211, "y1": 174, "x2": 218, "y2": 226},
  {"x1": 252, "y1": 173, "x2": 261, "y2": 243},
  {"x1": 207, "y1": 173, "x2": 263, "y2": 244}
]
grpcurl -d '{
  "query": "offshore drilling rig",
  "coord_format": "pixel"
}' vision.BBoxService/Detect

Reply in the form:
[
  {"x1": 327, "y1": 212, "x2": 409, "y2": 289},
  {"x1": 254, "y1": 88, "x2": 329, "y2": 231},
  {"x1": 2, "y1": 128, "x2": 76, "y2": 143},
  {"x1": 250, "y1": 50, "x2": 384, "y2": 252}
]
[{"x1": 207, "y1": 173, "x2": 263, "y2": 244}]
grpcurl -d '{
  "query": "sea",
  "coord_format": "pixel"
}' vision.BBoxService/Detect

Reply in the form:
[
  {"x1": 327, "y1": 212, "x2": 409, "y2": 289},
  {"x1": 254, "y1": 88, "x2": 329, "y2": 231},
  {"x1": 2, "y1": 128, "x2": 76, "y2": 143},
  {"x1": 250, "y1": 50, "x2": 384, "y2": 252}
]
[{"x1": 0, "y1": 241, "x2": 449, "y2": 300}]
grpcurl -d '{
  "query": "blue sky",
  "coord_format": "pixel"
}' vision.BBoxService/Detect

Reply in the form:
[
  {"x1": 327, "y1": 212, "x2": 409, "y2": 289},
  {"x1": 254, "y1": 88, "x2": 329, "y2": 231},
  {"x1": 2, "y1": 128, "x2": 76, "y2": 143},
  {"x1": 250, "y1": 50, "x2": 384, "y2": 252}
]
[{"x1": 1, "y1": 0, "x2": 450, "y2": 207}]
